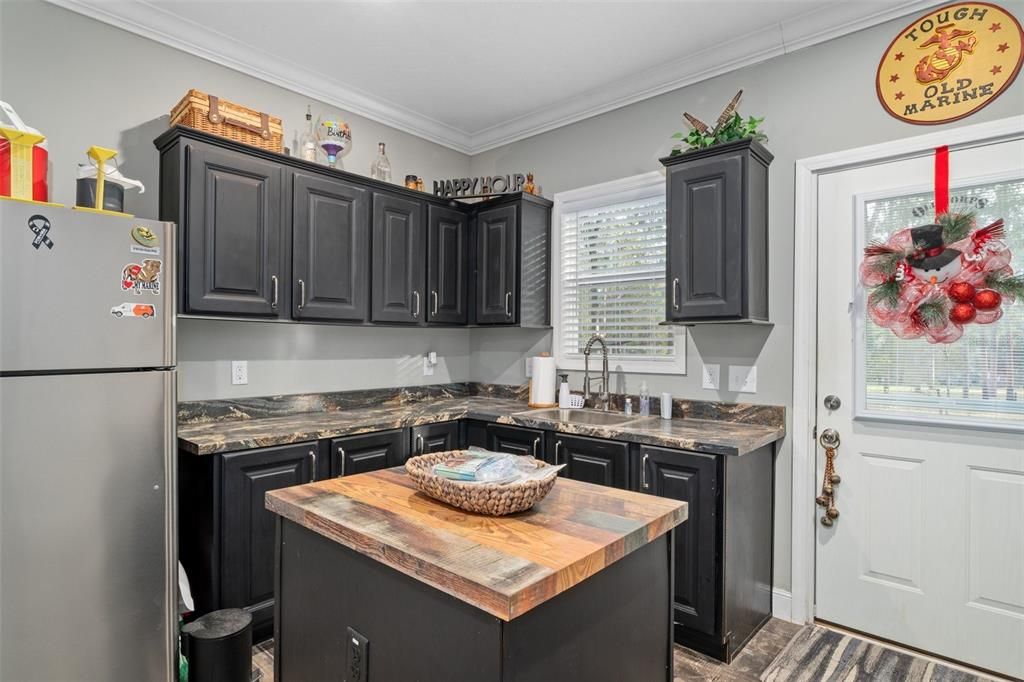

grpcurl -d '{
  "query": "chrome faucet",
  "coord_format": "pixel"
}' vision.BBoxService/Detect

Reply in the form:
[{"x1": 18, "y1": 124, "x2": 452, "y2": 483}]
[{"x1": 582, "y1": 334, "x2": 610, "y2": 411}]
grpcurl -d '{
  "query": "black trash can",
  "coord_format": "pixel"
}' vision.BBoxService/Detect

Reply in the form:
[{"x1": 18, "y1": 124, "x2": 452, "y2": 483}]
[{"x1": 181, "y1": 608, "x2": 253, "y2": 682}]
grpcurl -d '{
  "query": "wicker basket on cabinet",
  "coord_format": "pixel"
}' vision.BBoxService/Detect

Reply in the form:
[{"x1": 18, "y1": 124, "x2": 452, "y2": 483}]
[{"x1": 170, "y1": 89, "x2": 283, "y2": 153}]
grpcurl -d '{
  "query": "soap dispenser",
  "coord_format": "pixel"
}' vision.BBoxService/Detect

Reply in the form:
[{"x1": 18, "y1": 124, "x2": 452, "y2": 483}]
[{"x1": 558, "y1": 373, "x2": 571, "y2": 409}]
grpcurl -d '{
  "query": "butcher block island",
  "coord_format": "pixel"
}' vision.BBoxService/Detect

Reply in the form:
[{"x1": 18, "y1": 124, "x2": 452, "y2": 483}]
[{"x1": 266, "y1": 466, "x2": 687, "y2": 681}]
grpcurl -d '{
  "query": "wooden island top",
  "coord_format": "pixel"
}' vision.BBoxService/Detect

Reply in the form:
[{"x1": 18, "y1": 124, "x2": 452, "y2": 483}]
[{"x1": 266, "y1": 467, "x2": 686, "y2": 621}]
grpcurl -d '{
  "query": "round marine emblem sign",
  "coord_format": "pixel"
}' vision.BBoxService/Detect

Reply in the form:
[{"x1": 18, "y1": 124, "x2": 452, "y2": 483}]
[{"x1": 876, "y1": 2, "x2": 1023, "y2": 124}]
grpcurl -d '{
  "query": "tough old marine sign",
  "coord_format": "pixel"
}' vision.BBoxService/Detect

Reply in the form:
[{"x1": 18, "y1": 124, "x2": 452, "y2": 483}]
[{"x1": 876, "y1": 2, "x2": 1023, "y2": 124}]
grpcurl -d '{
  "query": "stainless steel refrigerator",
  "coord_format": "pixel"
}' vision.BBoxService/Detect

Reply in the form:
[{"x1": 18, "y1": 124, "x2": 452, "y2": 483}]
[{"x1": 0, "y1": 201, "x2": 175, "y2": 680}]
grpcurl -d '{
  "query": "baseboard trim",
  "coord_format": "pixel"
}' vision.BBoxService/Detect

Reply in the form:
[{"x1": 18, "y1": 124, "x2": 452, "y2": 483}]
[{"x1": 771, "y1": 588, "x2": 795, "y2": 623}]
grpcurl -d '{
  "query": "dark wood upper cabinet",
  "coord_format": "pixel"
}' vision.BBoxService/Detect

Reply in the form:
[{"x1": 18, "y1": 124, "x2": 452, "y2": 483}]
[
  {"x1": 371, "y1": 193, "x2": 425, "y2": 324},
  {"x1": 182, "y1": 141, "x2": 284, "y2": 317},
  {"x1": 661, "y1": 139, "x2": 772, "y2": 324},
  {"x1": 220, "y1": 442, "x2": 318, "y2": 638},
  {"x1": 156, "y1": 127, "x2": 550, "y2": 328},
  {"x1": 474, "y1": 204, "x2": 518, "y2": 324},
  {"x1": 291, "y1": 171, "x2": 369, "y2": 322},
  {"x1": 426, "y1": 205, "x2": 468, "y2": 325},
  {"x1": 550, "y1": 433, "x2": 629, "y2": 489}
]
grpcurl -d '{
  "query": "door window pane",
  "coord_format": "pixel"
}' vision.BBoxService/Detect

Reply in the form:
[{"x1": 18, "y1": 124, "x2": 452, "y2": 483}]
[{"x1": 858, "y1": 176, "x2": 1024, "y2": 428}]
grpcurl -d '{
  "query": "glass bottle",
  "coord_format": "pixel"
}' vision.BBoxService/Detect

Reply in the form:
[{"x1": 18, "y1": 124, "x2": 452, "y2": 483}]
[
  {"x1": 370, "y1": 142, "x2": 392, "y2": 182},
  {"x1": 298, "y1": 105, "x2": 317, "y2": 162}
]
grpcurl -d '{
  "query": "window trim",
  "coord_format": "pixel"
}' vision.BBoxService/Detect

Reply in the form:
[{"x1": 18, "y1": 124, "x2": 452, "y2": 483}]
[{"x1": 551, "y1": 171, "x2": 686, "y2": 375}]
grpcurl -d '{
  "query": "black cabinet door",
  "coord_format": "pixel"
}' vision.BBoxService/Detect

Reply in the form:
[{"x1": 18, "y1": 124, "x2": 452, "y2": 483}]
[
  {"x1": 665, "y1": 153, "x2": 743, "y2": 321},
  {"x1": 220, "y1": 442, "x2": 317, "y2": 634},
  {"x1": 475, "y1": 205, "x2": 518, "y2": 324},
  {"x1": 410, "y1": 422, "x2": 460, "y2": 456},
  {"x1": 185, "y1": 142, "x2": 284, "y2": 316},
  {"x1": 486, "y1": 423, "x2": 544, "y2": 459},
  {"x1": 427, "y1": 205, "x2": 468, "y2": 325},
  {"x1": 462, "y1": 420, "x2": 488, "y2": 449},
  {"x1": 371, "y1": 193, "x2": 425, "y2": 323},
  {"x1": 550, "y1": 433, "x2": 629, "y2": 489},
  {"x1": 636, "y1": 445, "x2": 719, "y2": 636},
  {"x1": 330, "y1": 429, "x2": 409, "y2": 476},
  {"x1": 291, "y1": 171, "x2": 369, "y2": 321}
]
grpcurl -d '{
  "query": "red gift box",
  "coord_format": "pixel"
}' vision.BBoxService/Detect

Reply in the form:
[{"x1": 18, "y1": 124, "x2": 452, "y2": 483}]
[{"x1": 0, "y1": 140, "x2": 48, "y2": 202}]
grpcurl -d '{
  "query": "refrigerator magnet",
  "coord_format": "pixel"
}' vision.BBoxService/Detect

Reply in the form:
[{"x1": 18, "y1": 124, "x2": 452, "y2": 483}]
[{"x1": 120, "y1": 259, "x2": 162, "y2": 296}]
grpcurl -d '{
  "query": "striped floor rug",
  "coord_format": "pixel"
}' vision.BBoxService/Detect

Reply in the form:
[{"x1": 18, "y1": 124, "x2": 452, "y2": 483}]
[{"x1": 761, "y1": 626, "x2": 992, "y2": 682}]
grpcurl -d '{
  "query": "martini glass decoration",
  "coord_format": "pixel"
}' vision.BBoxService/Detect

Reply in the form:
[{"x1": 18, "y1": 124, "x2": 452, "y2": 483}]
[{"x1": 316, "y1": 115, "x2": 352, "y2": 168}]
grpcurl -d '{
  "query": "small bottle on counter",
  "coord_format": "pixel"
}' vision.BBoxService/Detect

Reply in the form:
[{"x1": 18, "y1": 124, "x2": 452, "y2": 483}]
[
  {"x1": 558, "y1": 373, "x2": 572, "y2": 409},
  {"x1": 639, "y1": 381, "x2": 650, "y2": 417},
  {"x1": 661, "y1": 392, "x2": 672, "y2": 420},
  {"x1": 624, "y1": 398, "x2": 633, "y2": 416}
]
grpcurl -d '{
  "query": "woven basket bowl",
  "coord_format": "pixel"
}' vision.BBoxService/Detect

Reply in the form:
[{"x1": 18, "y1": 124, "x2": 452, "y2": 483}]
[{"x1": 405, "y1": 451, "x2": 557, "y2": 516}]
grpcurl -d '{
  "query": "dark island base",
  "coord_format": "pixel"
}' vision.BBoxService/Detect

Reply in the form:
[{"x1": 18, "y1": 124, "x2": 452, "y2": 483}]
[{"x1": 273, "y1": 518, "x2": 674, "y2": 682}]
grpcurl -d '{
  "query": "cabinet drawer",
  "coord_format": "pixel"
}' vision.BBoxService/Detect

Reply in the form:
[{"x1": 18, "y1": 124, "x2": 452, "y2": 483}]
[{"x1": 330, "y1": 429, "x2": 408, "y2": 476}]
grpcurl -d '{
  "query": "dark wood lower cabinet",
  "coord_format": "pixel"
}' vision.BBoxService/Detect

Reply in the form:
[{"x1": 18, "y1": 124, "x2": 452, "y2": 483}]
[
  {"x1": 410, "y1": 421, "x2": 460, "y2": 456},
  {"x1": 486, "y1": 423, "x2": 545, "y2": 459},
  {"x1": 330, "y1": 429, "x2": 408, "y2": 476},
  {"x1": 634, "y1": 442, "x2": 774, "y2": 662},
  {"x1": 179, "y1": 441, "x2": 318, "y2": 643},
  {"x1": 548, "y1": 432, "x2": 630, "y2": 489},
  {"x1": 180, "y1": 418, "x2": 774, "y2": 658}
]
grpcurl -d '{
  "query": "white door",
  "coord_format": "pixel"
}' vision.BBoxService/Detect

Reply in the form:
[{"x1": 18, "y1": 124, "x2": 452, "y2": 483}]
[{"x1": 815, "y1": 137, "x2": 1024, "y2": 679}]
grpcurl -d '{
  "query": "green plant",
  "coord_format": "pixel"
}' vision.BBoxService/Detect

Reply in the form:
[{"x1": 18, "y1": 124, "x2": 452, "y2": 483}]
[{"x1": 670, "y1": 113, "x2": 767, "y2": 154}]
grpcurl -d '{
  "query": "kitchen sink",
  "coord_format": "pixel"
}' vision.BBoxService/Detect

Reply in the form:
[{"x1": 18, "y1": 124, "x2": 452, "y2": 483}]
[{"x1": 520, "y1": 408, "x2": 644, "y2": 427}]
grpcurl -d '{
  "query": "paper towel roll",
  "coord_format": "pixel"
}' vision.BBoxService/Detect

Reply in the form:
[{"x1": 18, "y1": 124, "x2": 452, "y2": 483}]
[{"x1": 529, "y1": 355, "x2": 558, "y2": 407}]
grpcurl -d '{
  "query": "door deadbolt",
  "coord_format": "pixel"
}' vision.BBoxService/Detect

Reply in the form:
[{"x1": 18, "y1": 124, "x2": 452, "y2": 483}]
[{"x1": 823, "y1": 395, "x2": 841, "y2": 410}]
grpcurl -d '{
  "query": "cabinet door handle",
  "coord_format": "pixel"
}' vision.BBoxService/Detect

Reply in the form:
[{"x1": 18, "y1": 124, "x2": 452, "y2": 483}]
[
  {"x1": 337, "y1": 446, "x2": 346, "y2": 477},
  {"x1": 671, "y1": 278, "x2": 680, "y2": 311},
  {"x1": 554, "y1": 440, "x2": 562, "y2": 465},
  {"x1": 505, "y1": 291, "x2": 512, "y2": 318},
  {"x1": 641, "y1": 453, "x2": 649, "y2": 490},
  {"x1": 297, "y1": 279, "x2": 306, "y2": 310},
  {"x1": 308, "y1": 449, "x2": 317, "y2": 483},
  {"x1": 416, "y1": 434, "x2": 425, "y2": 454},
  {"x1": 431, "y1": 290, "x2": 439, "y2": 317},
  {"x1": 271, "y1": 275, "x2": 279, "y2": 310},
  {"x1": 412, "y1": 290, "x2": 421, "y2": 318},
  {"x1": 532, "y1": 437, "x2": 540, "y2": 458}
]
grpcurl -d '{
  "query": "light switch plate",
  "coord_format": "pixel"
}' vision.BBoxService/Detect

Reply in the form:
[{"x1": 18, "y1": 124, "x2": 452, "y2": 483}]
[
  {"x1": 231, "y1": 360, "x2": 248, "y2": 386},
  {"x1": 524, "y1": 357, "x2": 533, "y2": 378},
  {"x1": 701, "y1": 363, "x2": 720, "y2": 390},
  {"x1": 729, "y1": 365, "x2": 757, "y2": 393},
  {"x1": 423, "y1": 355, "x2": 435, "y2": 377}
]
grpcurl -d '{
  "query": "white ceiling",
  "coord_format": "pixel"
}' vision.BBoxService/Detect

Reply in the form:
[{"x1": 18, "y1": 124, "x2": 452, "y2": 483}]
[{"x1": 49, "y1": 0, "x2": 935, "y2": 154}]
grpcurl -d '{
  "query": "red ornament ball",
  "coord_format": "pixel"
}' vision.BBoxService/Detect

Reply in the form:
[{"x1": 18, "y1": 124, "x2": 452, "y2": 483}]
[
  {"x1": 949, "y1": 302, "x2": 977, "y2": 324},
  {"x1": 947, "y1": 281, "x2": 976, "y2": 303},
  {"x1": 973, "y1": 288, "x2": 1002, "y2": 311}
]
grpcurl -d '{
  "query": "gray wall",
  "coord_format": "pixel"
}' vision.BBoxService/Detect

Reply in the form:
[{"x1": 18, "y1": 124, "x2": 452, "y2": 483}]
[
  {"x1": 468, "y1": 4, "x2": 1024, "y2": 594},
  {"x1": 0, "y1": 0, "x2": 473, "y2": 401}
]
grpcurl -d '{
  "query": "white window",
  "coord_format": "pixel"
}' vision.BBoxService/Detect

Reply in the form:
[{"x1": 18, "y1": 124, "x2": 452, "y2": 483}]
[{"x1": 553, "y1": 172, "x2": 686, "y2": 374}]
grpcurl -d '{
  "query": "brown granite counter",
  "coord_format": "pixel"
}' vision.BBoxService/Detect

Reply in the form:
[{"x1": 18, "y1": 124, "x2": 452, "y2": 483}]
[{"x1": 178, "y1": 383, "x2": 785, "y2": 457}]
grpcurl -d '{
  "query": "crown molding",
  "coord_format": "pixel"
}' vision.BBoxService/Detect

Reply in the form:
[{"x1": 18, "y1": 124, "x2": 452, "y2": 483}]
[
  {"x1": 43, "y1": 0, "x2": 475, "y2": 154},
  {"x1": 45, "y1": 0, "x2": 937, "y2": 156}
]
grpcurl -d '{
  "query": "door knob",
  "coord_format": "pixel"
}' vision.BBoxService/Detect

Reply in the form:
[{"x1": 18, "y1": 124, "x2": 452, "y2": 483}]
[{"x1": 823, "y1": 395, "x2": 841, "y2": 410}]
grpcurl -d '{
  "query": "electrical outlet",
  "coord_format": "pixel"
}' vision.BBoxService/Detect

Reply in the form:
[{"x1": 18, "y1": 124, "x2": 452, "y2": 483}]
[
  {"x1": 728, "y1": 365, "x2": 757, "y2": 393},
  {"x1": 231, "y1": 361, "x2": 248, "y2": 386},
  {"x1": 422, "y1": 355, "x2": 435, "y2": 377},
  {"x1": 346, "y1": 627, "x2": 369, "y2": 681},
  {"x1": 701, "y1": 363, "x2": 720, "y2": 390}
]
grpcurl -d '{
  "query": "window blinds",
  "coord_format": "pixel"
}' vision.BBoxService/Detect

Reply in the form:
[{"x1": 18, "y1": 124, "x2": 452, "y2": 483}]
[{"x1": 559, "y1": 193, "x2": 673, "y2": 361}]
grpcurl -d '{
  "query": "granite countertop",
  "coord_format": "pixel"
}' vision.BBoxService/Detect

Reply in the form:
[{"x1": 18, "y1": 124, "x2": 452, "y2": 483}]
[
  {"x1": 178, "y1": 391, "x2": 785, "y2": 457},
  {"x1": 265, "y1": 467, "x2": 687, "y2": 620}
]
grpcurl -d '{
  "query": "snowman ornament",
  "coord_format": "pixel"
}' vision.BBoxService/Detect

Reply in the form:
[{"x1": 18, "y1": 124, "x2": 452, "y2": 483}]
[{"x1": 905, "y1": 223, "x2": 962, "y2": 284}]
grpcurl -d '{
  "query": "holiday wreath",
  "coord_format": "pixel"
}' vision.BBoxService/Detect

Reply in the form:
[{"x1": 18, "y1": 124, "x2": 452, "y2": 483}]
[{"x1": 860, "y1": 212, "x2": 1023, "y2": 344}]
